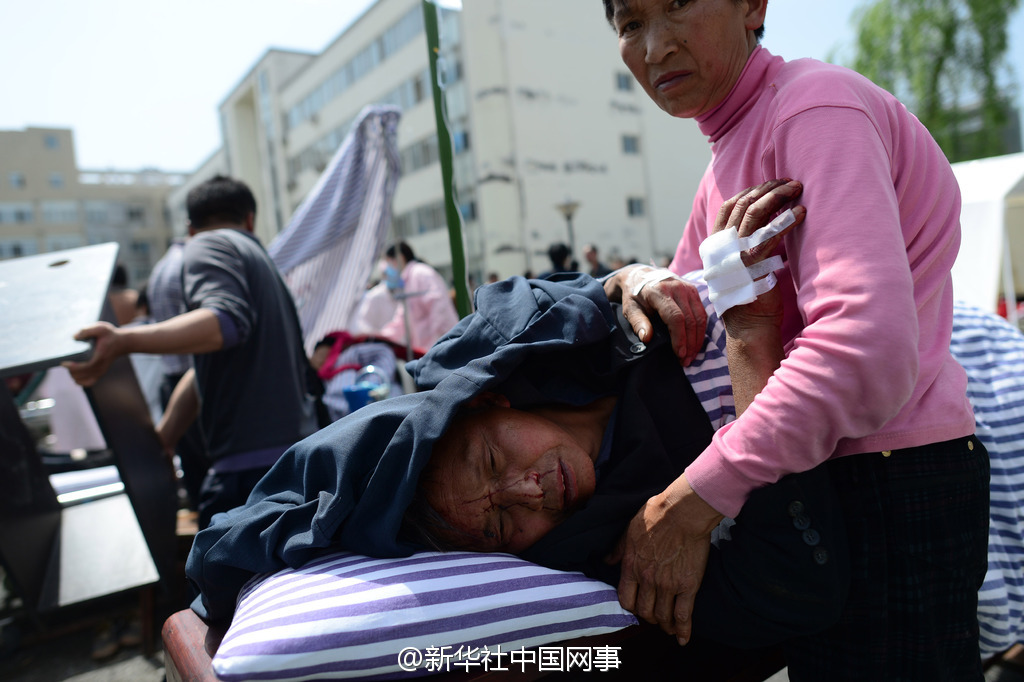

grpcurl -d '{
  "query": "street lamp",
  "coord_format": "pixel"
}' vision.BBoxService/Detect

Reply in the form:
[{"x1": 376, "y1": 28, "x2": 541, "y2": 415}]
[{"x1": 555, "y1": 198, "x2": 580, "y2": 257}]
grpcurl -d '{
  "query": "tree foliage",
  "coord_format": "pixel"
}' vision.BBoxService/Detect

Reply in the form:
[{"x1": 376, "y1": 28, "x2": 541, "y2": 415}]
[{"x1": 850, "y1": 0, "x2": 1020, "y2": 162}]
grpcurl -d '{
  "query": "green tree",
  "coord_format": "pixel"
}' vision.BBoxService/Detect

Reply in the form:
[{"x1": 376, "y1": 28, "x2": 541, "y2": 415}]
[{"x1": 850, "y1": 0, "x2": 1020, "y2": 162}]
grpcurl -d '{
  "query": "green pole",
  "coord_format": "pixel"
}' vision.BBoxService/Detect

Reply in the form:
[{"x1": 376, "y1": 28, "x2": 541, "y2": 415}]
[{"x1": 422, "y1": 0, "x2": 471, "y2": 318}]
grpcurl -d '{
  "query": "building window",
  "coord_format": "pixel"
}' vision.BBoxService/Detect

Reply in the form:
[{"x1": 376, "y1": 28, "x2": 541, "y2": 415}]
[
  {"x1": 453, "y1": 130, "x2": 471, "y2": 154},
  {"x1": 627, "y1": 197, "x2": 646, "y2": 217},
  {"x1": 9, "y1": 172, "x2": 25, "y2": 189},
  {"x1": 0, "y1": 203, "x2": 34, "y2": 224},
  {"x1": 392, "y1": 212, "x2": 413, "y2": 238},
  {"x1": 85, "y1": 201, "x2": 109, "y2": 224},
  {"x1": 41, "y1": 201, "x2": 79, "y2": 224},
  {"x1": 46, "y1": 234, "x2": 83, "y2": 252},
  {"x1": 0, "y1": 239, "x2": 38, "y2": 259},
  {"x1": 616, "y1": 72, "x2": 634, "y2": 91},
  {"x1": 127, "y1": 206, "x2": 146, "y2": 222},
  {"x1": 393, "y1": 200, "x2": 447, "y2": 238},
  {"x1": 459, "y1": 200, "x2": 477, "y2": 222},
  {"x1": 44, "y1": 134, "x2": 59, "y2": 149},
  {"x1": 413, "y1": 73, "x2": 426, "y2": 103},
  {"x1": 284, "y1": 5, "x2": 423, "y2": 133},
  {"x1": 130, "y1": 241, "x2": 150, "y2": 257},
  {"x1": 416, "y1": 200, "x2": 447, "y2": 233},
  {"x1": 49, "y1": 173, "x2": 64, "y2": 189},
  {"x1": 400, "y1": 136, "x2": 440, "y2": 174},
  {"x1": 622, "y1": 135, "x2": 640, "y2": 154}
]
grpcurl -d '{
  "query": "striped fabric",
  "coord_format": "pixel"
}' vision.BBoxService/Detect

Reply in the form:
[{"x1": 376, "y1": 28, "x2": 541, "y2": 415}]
[
  {"x1": 680, "y1": 271, "x2": 736, "y2": 431},
  {"x1": 950, "y1": 301, "x2": 1024, "y2": 656},
  {"x1": 212, "y1": 551, "x2": 637, "y2": 681},
  {"x1": 269, "y1": 105, "x2": 402, "y2": 356}
]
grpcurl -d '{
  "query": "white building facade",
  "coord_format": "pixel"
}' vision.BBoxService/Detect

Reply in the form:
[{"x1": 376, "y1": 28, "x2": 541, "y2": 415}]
[{"x1": 209, "y1": 0, "x2": 711, "y2": 282}]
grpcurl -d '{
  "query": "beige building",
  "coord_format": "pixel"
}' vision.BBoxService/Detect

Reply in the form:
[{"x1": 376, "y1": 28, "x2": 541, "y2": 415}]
[
  {"x1": 0, "y1": 126, "x2": 184, "y2": 286},
  {"x1": 199, "y1": 0, "x2": 711, "y2": 281}
]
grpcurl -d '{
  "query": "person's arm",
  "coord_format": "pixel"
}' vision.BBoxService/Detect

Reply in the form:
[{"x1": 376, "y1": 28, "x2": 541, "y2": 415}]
[
  {"x1": 614, "y1": 180, "x2": 804, "y2": 644},
  {"x1": 602, "y1": 266, "x2": 708, "y2": 366},
  {"x1": 685, "y1": 105, "x2": 924, "y2": 516},
  {"x1": 65, "y1": 308, "x2": 223, "y2": 387},
  {"x1": 156, "y1": 367, "x2": 200, "y2": 457}
]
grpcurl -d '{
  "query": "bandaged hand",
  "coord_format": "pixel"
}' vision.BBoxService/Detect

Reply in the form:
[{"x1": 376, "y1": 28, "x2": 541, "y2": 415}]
[{"x1": 707, "y1": 179, "x2": 806, "y2": 334}]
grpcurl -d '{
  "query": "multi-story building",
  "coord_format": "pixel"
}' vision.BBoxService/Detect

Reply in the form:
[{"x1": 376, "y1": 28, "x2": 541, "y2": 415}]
[
  {"x1": 204, "y1": 0, "x2": 711, "y2": 282},
  {"x1": 0, "y1": 126, "x2": 184, "y2": 286}
]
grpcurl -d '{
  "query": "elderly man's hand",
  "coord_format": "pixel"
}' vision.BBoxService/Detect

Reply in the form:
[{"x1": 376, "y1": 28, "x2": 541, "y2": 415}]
[
  {"x1": 64, "y1": 322, "x2": 123, "y2": 387},
  {"x1": 602, "y1": 266, "x2": 706, "y2": 366},
  {"x1": 609, "y1": 475, "x2": 723, "y2": 644}
]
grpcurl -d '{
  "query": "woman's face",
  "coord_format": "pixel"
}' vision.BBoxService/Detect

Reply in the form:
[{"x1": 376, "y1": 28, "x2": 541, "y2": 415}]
[
  {"x1": 612, "y1": 0, "x2": 765, "y2": 119},
  {"x1": 423, "y1": 404, "x2": 598, "y2": 554}
]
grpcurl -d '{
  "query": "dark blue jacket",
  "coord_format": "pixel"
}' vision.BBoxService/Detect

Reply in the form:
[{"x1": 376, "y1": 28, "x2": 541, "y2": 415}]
[
  {"x1": 186, "y1": 273, "x2": 848, "y2": 647},
  {"x1": 186, "y1": 274, "x2": 636, "y2": 621}
]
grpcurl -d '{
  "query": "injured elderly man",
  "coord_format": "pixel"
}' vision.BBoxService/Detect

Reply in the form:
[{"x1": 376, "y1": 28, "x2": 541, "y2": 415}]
[{"x1": 186, "y1": 181, "x2": 851, "y2": 651}]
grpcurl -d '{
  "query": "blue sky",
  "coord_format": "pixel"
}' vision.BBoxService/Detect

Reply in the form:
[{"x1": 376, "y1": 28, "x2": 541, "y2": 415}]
[{"x1": 1, "y1": 0, "x2": 1020, "y2": 171}]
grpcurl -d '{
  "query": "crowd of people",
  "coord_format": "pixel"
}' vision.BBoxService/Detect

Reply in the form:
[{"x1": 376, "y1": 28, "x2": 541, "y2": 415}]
[{"x1": 39, "y1": 1, "x2": 1019, "y2": 678}]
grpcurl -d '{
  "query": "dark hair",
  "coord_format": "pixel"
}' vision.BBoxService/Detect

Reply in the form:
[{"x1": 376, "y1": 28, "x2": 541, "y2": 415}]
[
  {"x1": 186, "y1": 175, "x2": 257, "y2": 230},
  {"x1": 602, "y1": 0, "x2": 765, "y2": 41},
  {"x1": 547, "y1": 242, "x2": 571, "y2": 268},
  {"x1": 111, "y1": 263, "x2": 129, "y2": 289},
  {"x1": 385, "y1": 241, "x2": 416, "y2": 264},
  {"x1": 135, "y1": 281, "x2": 150, "y2": 312}
]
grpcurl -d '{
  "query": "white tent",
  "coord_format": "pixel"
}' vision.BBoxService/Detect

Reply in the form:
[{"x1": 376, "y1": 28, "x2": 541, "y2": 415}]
[{"x1": 950, "y1": 152, "x2": 1024, "y2": 323}]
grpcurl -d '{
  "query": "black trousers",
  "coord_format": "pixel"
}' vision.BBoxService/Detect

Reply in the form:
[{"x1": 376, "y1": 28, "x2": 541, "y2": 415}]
[
  {"x1": 694, "y1": 460, "x2": 850, "y2": 647},
  {"x1": 785, "y1": 436, "x2": 990, "y2": 682}
]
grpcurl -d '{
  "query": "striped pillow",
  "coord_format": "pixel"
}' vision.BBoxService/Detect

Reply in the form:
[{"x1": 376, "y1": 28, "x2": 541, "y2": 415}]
[{"x1": 212, "y1": 551, "x2": 637, "y2": 680}]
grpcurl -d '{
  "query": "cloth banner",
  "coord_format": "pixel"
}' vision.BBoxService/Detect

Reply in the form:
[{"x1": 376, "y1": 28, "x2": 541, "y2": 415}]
[{"x1": 269, "y1": 105, "x2": 402, "y2": 355}]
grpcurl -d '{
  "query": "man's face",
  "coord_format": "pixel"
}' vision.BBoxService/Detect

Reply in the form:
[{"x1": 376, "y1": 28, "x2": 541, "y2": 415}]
[
  {"x1": 612, "y1": 0, "x2": 760, "y2": 119},
  {"x1": 423, "y1": 404, "x2": 598, "y2": 554}
]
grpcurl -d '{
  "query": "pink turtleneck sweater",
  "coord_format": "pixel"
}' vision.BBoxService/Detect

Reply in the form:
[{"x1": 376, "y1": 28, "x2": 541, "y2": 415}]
[{"x1": 674, "y1": 46, "x2": 975, "y2": 518}]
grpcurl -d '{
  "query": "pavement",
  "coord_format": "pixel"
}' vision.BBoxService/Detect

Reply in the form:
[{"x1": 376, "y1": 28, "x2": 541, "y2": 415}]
[{"x1": 0, "y1": 621, "x2": 165, "y2": 682}]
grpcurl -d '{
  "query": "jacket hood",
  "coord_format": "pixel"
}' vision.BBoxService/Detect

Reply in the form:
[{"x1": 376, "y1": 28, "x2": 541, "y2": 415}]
[{"x1": 186, "y1": 273, "x2": 618, "y2": 621}]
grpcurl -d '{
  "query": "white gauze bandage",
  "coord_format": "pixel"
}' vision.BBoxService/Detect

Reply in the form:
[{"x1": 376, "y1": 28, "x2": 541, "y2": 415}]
[
  {"x1": 699, "y1": 208, "x2": 795, "y2": 315},
  {"x1": 630, "y1": 267, "x2": 679, "y2": 296}
]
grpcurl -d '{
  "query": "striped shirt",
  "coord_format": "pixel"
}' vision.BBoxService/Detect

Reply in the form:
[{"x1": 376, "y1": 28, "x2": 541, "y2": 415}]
[
  {"x1": 268, "y1": 105, "x2": 402, "y2": 356},
  {"x1": 950, "y1": 301, "x2": 1024, "y2": 656},
  {"x1": 681, "y1": 271, "x2": 736, "y2": 431}
]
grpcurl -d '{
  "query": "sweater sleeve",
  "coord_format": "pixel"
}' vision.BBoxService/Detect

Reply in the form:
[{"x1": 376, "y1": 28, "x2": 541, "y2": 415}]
[
  {"x1": 685, "y1": 105, "x2": 921, "y2": 518},
  {"x1": 183, "y1": 231, "x2": 256, "y2": 349}
]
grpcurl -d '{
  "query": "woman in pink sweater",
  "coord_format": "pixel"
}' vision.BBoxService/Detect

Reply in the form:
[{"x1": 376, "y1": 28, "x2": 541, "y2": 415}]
[{"x1": 601, "y1": 1, "x2": 987, "y2": 680}]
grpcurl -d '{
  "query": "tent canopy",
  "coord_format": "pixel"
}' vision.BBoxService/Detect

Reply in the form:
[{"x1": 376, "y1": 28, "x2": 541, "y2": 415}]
[{"x1": 951, "y1": 152, "x2": 1024, "y2": 315}]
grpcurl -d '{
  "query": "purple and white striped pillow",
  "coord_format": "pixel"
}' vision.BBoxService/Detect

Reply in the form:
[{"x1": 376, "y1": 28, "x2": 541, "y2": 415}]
[{"x1": 212, "y1": 551, "x2": 637, "y2": 680}]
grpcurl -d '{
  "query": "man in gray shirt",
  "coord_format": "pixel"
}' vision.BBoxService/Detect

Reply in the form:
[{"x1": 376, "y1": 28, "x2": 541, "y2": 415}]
[{"x1": 70, "y1": 175, "x2": 320, "y2": 528}]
